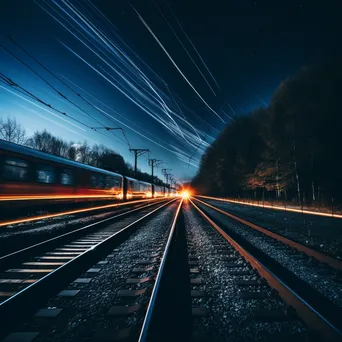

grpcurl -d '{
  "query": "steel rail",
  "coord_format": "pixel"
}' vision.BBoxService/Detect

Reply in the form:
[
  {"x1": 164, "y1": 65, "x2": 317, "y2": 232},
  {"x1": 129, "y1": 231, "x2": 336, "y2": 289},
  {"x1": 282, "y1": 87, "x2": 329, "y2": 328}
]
[
  {"x1": 0, "y1": 199, "x2": 177, "y2": 337},
  {"x1": 190, "y1": 198, "x2": 342, "y2": 342},
  {"x1": 0, "y1": 197, "x2": 166, "y2": 228},
  {"x1": 138, "y1": 198, "x2": 184, "y2": 342},
  {"x1": 193, "y1": 196, "x2": 342, "y2": 271},
  {"x1": 0, "y1": 200, "x2": 167, "y2": 266},
  {"x1": 196, "y1": 194, "x2": 342, "y2": 219}
]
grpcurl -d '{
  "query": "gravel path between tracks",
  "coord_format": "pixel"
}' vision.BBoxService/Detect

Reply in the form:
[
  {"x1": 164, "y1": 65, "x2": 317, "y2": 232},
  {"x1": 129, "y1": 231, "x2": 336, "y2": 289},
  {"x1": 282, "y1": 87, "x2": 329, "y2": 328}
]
[
  {"x1": 195, "y1": 200, "x2": 342, "y2": 309},
  {"x1": 0, "y1": 201, "x2": 161, "y2": 257},
  {"x1": 184, "y1": 201, "x2": 309, "y2": 342},
  {"x1": 202, "y1": 198, "x2": 342, "y2": 258},
  {"x1": 13, "y1": 201, "x2": 178, "y2": 342}
]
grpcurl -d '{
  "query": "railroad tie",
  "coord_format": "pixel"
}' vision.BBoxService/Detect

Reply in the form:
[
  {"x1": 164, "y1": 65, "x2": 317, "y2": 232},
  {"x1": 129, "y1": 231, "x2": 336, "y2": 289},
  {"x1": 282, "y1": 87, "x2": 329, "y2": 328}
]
[
  {"x1": 191, "y1": 290, "x2": 205, "y2": 297},
  {"x1": 117, "y1": 288, "x2": 146, "y2": 297},
  {"x1": 132, "y1": 267, "x2": 154, "y2": 273},
  {"x1": 73, "y1": 278, "x2": 92, "y2": 284},
  {"x1": 190, "y1": 268, "x2": 201, "y2": 274},
  {"x1": 136, "y1": 259, "x2": 157, "y2": 265},
  {"x1": 192, "y1": 307, "x2": 208, "y2": 317},
  {"x1": 58, "y1": 290, "x2": 80, "y2": 297},
  {"x1": 190, "y1": 278, "x2": 203, "y2": 285},
  {"x1": 35, "y1": 307, "x2": 63, "y2": 318},
  {"x1": 126, "y1": 277, "x2": 153, "y2": 284}
]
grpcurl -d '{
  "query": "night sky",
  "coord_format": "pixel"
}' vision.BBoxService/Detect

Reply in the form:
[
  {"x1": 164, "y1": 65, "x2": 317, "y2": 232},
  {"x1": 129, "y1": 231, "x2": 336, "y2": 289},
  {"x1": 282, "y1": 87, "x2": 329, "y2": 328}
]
[{"x1": 0, "y1": 1, "x2": 341, "y2": 182}]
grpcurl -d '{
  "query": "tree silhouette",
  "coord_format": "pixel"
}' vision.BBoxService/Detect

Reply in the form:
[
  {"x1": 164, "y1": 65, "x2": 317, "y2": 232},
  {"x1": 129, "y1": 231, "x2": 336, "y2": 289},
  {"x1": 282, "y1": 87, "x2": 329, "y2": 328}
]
[{"x1": 0, "y1": 116, "x2": 27, "y2": 144}]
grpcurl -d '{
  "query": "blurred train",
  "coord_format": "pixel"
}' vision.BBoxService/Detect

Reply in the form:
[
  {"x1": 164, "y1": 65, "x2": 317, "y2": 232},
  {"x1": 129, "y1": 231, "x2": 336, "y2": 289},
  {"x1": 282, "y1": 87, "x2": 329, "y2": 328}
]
[{"x1": 0, "y1": 140, "x2": 177, "y2": 207}]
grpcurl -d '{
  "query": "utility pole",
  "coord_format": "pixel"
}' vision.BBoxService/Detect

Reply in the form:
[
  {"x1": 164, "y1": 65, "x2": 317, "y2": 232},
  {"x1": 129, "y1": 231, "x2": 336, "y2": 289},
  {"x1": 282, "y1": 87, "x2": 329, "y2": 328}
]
[
  {"x1": 169, "y1": 176, "x2": 175, "y2": 189},
  {"x1": 162, "y1": 169, "x2": 171, "y2": 184},
  {"x1": 148, "y1": 159, "x2": 162, "y2": 196},
  {"x1": 162, "y1": 168, "x2": 171, "y2": 195},
  {"x1": 129, "y1": 148, "x2": 149, "y2": 176},
  {"x1": 169, "y1": 175, "x2": 176, "y2": 196}
]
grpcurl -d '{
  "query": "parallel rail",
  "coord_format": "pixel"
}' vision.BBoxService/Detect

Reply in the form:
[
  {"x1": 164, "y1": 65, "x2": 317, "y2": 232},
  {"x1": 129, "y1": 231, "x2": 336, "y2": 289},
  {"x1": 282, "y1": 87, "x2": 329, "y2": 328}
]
[
  {"x1": 190, "y1": 198, "x2": 342, "y2": 341},
  {"x1": 138, "y1": 198, "x2": 184, "y2": 341},
  {"x1": 0, "y1": 199, "x2": 176, "y2": 338},
  {"x1": 0, "y1": 197, "x2": 166, "y2": 228},
  {"x1": 193, "y1": 196, "x2": 342, "y2": 271},
  {"x1": 196, "y1": 194, "x2": 342, "y2": 219}
]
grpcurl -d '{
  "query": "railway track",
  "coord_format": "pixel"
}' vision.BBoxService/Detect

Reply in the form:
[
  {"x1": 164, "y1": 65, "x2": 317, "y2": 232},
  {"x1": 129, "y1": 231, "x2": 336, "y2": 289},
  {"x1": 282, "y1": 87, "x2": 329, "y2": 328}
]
[
  {"x1": 190, "y1": 197, "x2": 342, "y2": 341},
  {"x1": 193, "y1": 197, "x2": 342, "y2": 270},
  {"x1": 0, "y1": 198, "x2": 177, "y2": 339},
  {"x1": 0, "y1": 198, "x2": 168, "y2": 258},
  {"x1": 2, "y1": 197, "x2": 341, "y2": 341},
  {"x1": 0, "y1": 197, "x2": 166, "y2": 229}
]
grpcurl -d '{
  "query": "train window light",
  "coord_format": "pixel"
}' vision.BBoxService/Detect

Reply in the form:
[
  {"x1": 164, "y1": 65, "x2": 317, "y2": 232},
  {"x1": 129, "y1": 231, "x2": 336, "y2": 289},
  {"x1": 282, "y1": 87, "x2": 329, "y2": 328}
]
[
  {"x1": 105, "y1": 176, "x2": 112, "y2": 189},
  {"x1": 36, "y1": 165, "x2": 55, "y2": 184},
  {"x1": 60, "y1": 169, "x2": 74, "y2": 185},
  {"x1": 3, "y1": 158, "x2": 29, "y2": 181}
]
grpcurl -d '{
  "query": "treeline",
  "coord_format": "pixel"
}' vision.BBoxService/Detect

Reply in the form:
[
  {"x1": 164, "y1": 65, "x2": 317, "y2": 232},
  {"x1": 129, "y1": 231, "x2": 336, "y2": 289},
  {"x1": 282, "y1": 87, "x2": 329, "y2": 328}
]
[
  {"x1": 0, "y1": 119, "x2": 164, "y2": 185},
  {"x1": 192, "y1": 60, "x2": 342, "y2": 206}
]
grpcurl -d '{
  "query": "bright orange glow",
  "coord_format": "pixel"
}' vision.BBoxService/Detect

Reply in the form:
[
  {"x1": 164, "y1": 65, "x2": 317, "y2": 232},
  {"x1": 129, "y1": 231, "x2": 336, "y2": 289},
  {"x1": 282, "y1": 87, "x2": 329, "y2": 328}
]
[
  {"x1": 0, "y1": 198, "x2": 165, "y2": 228},
  {"x1": 116, "y1": 193, "x2": 124, "y2": 200},
  {"x1": 182, "y1": 191, "x2": 190, "y2": 199},
  {"x1": 197, "y1": 195, "x2": 342, "y2": 219}
]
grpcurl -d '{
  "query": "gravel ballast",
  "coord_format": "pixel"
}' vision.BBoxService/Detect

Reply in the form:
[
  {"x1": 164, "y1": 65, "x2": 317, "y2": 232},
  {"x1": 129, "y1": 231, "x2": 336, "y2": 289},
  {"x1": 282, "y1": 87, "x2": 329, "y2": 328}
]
[
  {"x1": 184, "y1": 201, "x2": 309, "y2": 342},
  {"x1": 0, "y1": 200, "x2": 165, "y2": 257},
  {"x1": 195, "y1": 200, "x2": 342, "y2": 309},
  {"x1": 202, "y1": 198, "x2": 342, "y2": 258},
  {"x1": 9, "y1": 201, "x2": 178, "y2": 342}
]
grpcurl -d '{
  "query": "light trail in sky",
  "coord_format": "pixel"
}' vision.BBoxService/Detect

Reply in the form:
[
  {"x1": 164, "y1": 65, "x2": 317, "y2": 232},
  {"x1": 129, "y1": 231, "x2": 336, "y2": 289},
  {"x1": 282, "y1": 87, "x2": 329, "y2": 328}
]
[
  {"x1": 0, "y1": 85, "x2": 85, "y2": 132},
  {"x1": 130, "y1": 3, "x2": 225, "y2": 123},
  {"x1": 154, "y1": 1, "x2": 218, "y2": 97},
  {"x1": 61, "y1": 74, "x2": 209, "y2": 157},
  {"x1": 227, "y1": 103, "x2": 237, "y2": 115},
  {"x1": 60, "y1": 75, "x2": 183, "y2": 148},
  {"x1": 32, "y1": 0, "x2": 221, "y2": 169},
  {"x1": 221, "y1": 110, "x2": 234, "y2": 121},
  {"x1": 164, "y1": 0, "x2": 220, "y2": 90},
  {"x1": 17, "y1": 104, "x2": 81, "y2": 136}
]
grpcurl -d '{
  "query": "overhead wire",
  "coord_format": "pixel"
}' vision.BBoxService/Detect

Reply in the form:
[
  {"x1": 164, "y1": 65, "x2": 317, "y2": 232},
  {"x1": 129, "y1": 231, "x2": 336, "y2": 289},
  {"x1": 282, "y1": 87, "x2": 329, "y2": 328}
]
[
  {"x1": 4, "y1": 37, "x2": 131, "y2": 148},
  {"x1": 0, "y1": 71, "x2": 128, "y2": 146}
]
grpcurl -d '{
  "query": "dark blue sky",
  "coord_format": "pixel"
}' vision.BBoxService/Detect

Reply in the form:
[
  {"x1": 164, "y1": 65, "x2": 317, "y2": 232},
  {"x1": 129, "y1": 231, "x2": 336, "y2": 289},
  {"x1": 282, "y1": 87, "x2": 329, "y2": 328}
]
[{"x1": 1, "y1": 0, "x2": 341, "y2": 182}]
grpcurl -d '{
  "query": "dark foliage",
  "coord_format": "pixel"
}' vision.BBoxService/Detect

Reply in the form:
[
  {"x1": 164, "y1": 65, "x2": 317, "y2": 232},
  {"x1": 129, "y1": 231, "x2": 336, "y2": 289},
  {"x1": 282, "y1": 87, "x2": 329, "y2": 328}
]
[{"x1": 193, "y1": 60, "x2": 342, "y2": 205}]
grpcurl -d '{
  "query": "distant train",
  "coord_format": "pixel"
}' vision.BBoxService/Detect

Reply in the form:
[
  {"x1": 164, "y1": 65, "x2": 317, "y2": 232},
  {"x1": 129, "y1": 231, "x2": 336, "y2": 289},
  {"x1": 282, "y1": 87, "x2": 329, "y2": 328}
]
[{"x1": 0, "y1": 140, "x2": 177, "y2": 206}]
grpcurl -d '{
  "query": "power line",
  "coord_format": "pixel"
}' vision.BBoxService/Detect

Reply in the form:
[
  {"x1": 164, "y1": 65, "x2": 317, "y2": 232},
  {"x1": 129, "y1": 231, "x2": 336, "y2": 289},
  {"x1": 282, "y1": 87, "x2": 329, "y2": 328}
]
[
  {"x1": 0, "y1": 71, "x2": 120, "y2": 145},
  {"x1": 5, "y1": 37, "x2": 131, "y2": 147}
]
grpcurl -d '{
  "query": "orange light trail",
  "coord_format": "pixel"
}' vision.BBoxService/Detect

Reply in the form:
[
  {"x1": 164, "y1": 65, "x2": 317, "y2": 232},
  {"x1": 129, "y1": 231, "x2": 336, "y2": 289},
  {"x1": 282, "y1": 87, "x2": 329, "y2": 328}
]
[
  {"x1": 196, "y1": 195, "x2": 342, "y2": 219},
  {"x1": 0, "y1": 194, "x2": 122, "y2": 201},
  {"x1": 0, "y1": 198, "x2": 164, "y2": 228}
]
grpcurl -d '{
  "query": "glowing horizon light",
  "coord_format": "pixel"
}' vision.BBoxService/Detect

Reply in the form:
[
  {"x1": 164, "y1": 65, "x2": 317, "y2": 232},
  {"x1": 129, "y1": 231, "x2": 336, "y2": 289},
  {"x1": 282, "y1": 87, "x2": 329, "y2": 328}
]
[{"x1": 181, "y1": 190, "x2": 190, "y2": 199}]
